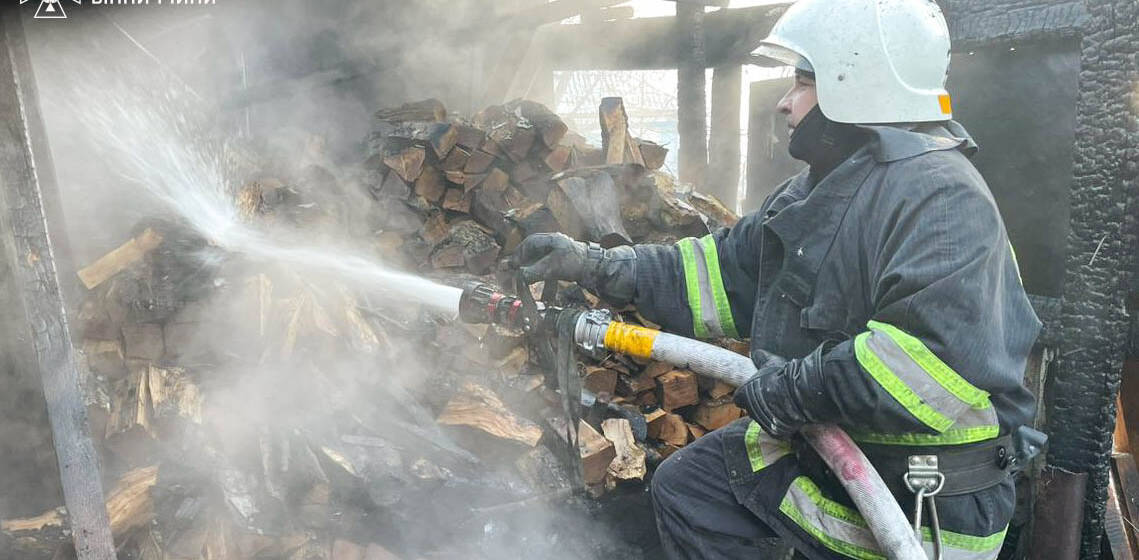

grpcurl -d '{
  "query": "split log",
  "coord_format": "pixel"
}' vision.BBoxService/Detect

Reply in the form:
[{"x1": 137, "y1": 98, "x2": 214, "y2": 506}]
[
  {"x1": 123, "y1": 322, "x2": 164, "y2": 363},
  {"x1": 442, "y1": 188, "x2": 473, "y2": 214},
  {"x1": 637, "y1": 139, "x2": 668, "y2": 170},
  {"x1": 481, "y1": 167, "x2": 511, "y2": 194},
  {"x1": 689, "y1": 190, "x2": 739, "y2": 228},
  {"x1": 440, "y1": 146, "x2": 471, "y2": 172},
  {"x1": 647, "y1": 412, "x2": 689, "y2": 447},
  {"x1": 428, "y1": 123, "x2": 459, "y2": 159},
  {"x1": 617, "y1": 372, "x2": 656, "y2": 396},
  {"x1": 374, "y1": 99, "x2": 446, "y2": 123},
  {"x1": 77, "y1": 227, "x2": 164, "y2": 290},
  {"x1": 578, "y1": 420, "x2": 616, "y2": 486},
  {"x1": 656, "y1": 370, "x2": 700, "y2": 411},
  {"x1": 601, "y1": 418, "x2": 646, "y2": 481},
  {"x1": 599, "y1": 97, "x2": 630, "y2": 165},
  {"x1": 544, "y1": 145, "x2": 572, "y2": 172},
  {"x1": 383, "y1": 146, "x2": 426, "y2": 183},
  {"x1": 691, "y1": 397, "x2": 743, "y2": 431},
  {"x1": 583, "y1": 366, "x2": 618, "y2": 396},
  {"x1": 687, "y1": 423, "x2": 707, "y2": 440},
  {"x1": 645, "y1": 171, "x2": 709, "y2": 238},
  {"x1": 463, "y1": 150, "x2": 497, "y2": 175},
  {"x1": 414, "y1": 166, "x2": 446, "y2": 204},
  {"x1": 548, "y1": 171, "x2": 631, "y2": 246},
  {"x1": 707, "y1": 380, "x2": 736, "y2": 400},
  {"x1": 437, "y1": 382, "x2": 542, "y2": 447},
  {"x1": 454, "y1": 124, "x2": 487, "y2": 150}
]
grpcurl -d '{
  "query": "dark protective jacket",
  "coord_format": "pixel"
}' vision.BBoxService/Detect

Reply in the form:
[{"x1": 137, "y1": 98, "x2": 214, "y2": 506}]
[{"x1": 632, "y1": 122, "x2": 1041, "y2": 558}]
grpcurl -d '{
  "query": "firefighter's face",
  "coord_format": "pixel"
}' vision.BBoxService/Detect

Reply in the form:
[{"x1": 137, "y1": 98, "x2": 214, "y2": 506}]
[{"x1": 777, "y1": 72, "x2": 818, "y2": 131}]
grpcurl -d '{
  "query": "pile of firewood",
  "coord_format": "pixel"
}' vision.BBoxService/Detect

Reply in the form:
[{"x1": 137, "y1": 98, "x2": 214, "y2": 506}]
[{"x1": 1, "y1": 97, "x2": 743, "y2": 560}]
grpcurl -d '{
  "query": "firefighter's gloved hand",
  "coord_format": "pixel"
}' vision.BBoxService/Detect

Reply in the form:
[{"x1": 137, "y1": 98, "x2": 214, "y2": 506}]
[
  {"x1": 735, "y1": 347, "x2": 826, "y2": 440},
  {"x1": 509, "y1": 233, "x2": 636, "y2": 305}
]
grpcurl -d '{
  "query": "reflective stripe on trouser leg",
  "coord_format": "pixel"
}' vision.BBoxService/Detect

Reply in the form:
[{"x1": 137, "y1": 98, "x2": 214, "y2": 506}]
[{"x1": 780, "y1": 476, "x2": 1008, "y2": 560}]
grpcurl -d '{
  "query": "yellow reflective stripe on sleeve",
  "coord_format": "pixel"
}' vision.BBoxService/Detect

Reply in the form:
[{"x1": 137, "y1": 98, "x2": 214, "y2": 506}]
[
  {"x1": 855, "y1": 321, "x2": 999, "y2": 442},
  {"x1": 779, "y1": 476, "x2": 1007, "y2": 559},
  {"x1": 854, "y1": 332, "x2": 955, "y2": 432},
  {"x1": 699, "y1": 235, "x2": 740, "y2": 338},
  {"x1": 866, "y1": 321, "x2": 990, "y2": 407},
  {"x1": 677, "y1": 236, "x2": 739, "y2": 339},
  {"x1": 744, "y1": 420, "x2": 791, "y2": 472}
]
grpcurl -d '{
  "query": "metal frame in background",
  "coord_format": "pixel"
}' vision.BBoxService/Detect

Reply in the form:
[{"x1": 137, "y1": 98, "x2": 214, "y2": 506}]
[{"x1": 943, "y1": 0, "x2": 1138, "y2": 557}]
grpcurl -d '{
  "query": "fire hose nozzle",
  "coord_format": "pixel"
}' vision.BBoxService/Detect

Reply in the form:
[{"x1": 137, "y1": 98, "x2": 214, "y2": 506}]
[{"x1": 458, "y1": 281, "x2": 530, "y2": 328}]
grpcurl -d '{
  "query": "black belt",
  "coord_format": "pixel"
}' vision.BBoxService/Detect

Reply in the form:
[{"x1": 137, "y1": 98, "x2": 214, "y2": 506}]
[{"x1": 859, "y1": 435, "x2": 1014, "y2": 497}]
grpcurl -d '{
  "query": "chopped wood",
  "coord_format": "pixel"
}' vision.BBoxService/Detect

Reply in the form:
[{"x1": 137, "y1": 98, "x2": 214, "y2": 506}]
[
  {"x1": 601, "y1": 419, "x2": 646, "y2": 481},
  {"x1": 464, "y1": 150, "x2": 497, "y2": 175},
  {"x1": 83, "y1": 338, "x2": 126, "y2": 378},
  {"x1": 107, "y1": 465, "x2": 159, "y2": 537},
  {"x1": 374, "y1": 99, "x2": 446, "y2": 123},
  {"x1": 643, "y1": 408, "x2": 667, "y2": 424},
  {"x1": 647, "y1": 412, "x2": 689, "y2": 447},
  {"x1": 548, "y1": 171, "x2": 631, "y2": 244},
  {"x1": 437, "y1": 382, "x2": 542, "y2": 447},
  {"x1": 643, "y1": 362, "x2": 674, "y2": 379},
  {"x1": 544, "y1": 145, "x2": 572, "y2": 172},
  {"x1": 691, "y1": 397, "x2": 743, "y2": 431},
  {"x1": 599, "y1": 97, "x2": 631, "y2": 165},
  {"x1": 454, "y1": 124, "x2": 487, "y2": 150},
  {"x1": 656, "y1": 370, "x2": 700, "y2": 411},
  {"x1": 690, "y1": 190, "x2": 739, "y2": 228},
  {"x1": 707, "y1": 380, "x2": 736, "y2": 400},
  {"x1": 617, "y1": 372, "x2": 656, "y2": 396},
  {"x1": 77, "y1": 227, "x2": 164, "y2": 290},
  {"x1": 414, "y1": 166, "x2": 447, "y2": 203},
  {"x1": 123, "y1": 322, "x2": 164, "y2": 362},
  {"x1": 442, "y1": 188, "x2": 472, "y2": 213},
  {"x1": 583, "y1": 366, "x2": 619, "y2": 396},
  {"x1": 463, "y1": 172, "x2": 489, "y2": 193},
  {"x1": 441, "y1": 146, "x2": 471, "y2": 172},
  {"x1": 511, "y1": 160, "x2": 540, "y2": 185},
  {"x1": 687, "y1": 423, "x2": 707, "y2": 440},
  {"x1": 420, "y1": 211, "x2": 449, "y2": 246},
  {"x1": 428, "y1": 123, "x2": 459, "y2": 159},
  {"x1": 491, "y1": 126, "x2": 537, "y2": 163},
  {"x1": 637, "y1": 139, "x2": 668, "y2": 170},
  {"x1": 481, "y1": 167, "x2": 511, "y2": 193},
  {"x1": 496, "y1": 346, "x2": 529, "y2": 375},
  {"x1": 383, "y1": 146, "x2": 426, "y2": 183},
  {"x1": 444, "y1": 170, "x2": 466, "y2": 185},
  {"x1": 578, "y1": 420, "x2": 616, "y2": 486}
]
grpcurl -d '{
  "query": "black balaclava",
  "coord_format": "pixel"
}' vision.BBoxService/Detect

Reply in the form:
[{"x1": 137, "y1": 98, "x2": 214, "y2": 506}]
[{"x1": 788, "y1": 102, "x2": 869, "y2": 187}]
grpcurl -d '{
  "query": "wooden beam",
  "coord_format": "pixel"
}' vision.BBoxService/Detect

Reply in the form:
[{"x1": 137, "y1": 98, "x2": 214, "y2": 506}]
[
  {"x1": 707, "y1": 64, "x2": 742, "y2": 209},
  {"x1": 0, "y1": 10, "x2": 115, "y2": 560},
  {"x1": 677, "y1": 2, "x2": 707, "y2": 189},
  {"x1": 535, "y1": 5, "x2": 789, "y2": 70}
]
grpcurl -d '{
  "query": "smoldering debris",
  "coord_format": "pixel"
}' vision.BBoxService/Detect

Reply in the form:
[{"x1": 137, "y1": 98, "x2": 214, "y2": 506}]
[{"x1": 2, "y1": 95, "x2": 743, "y2": 559}]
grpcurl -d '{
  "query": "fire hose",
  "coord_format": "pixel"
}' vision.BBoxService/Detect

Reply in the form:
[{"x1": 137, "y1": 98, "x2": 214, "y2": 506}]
[{"x1": 457, "y1": 281, "x2": 929, "y2": 559}]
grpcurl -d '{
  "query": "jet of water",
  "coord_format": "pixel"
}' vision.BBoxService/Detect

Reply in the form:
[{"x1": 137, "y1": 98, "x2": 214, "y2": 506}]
[{"x1": 70, "y1": 79, "x2": 462, "y2": 317}]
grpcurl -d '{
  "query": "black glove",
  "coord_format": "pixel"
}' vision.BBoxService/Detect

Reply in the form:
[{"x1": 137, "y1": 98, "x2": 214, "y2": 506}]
[
  {"x1": 509, "y1": 233, "x2": 636, "y2": 305},
  {"x1": 734, "y1": 347, "x2": 827, "y2": 440}
]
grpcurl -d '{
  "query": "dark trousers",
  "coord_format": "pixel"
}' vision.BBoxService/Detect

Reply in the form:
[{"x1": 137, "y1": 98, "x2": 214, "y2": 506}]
[{"x1": 650, "y1": 426, "x2": 812, "y2": 560}]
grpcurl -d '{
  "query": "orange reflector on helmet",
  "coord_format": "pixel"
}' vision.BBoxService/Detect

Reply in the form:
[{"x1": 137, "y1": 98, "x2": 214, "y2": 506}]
[{"x1": 938, "y1": 94, "x2": 953, "y2": 115}]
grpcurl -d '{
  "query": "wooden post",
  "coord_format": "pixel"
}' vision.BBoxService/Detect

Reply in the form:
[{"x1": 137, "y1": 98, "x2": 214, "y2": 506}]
[
  {"x1": 676, "y1": 2, "x2": 707, "y2": 190},
  {"x1": 0, "y1": 9, "x2": 115, "y2": 560},
  {"x1": 707, "y1": 64, "x2": 741, "y2": 209}
]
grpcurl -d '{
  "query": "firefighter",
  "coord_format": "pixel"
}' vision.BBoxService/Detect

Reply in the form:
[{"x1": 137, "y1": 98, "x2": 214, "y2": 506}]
[{"x1": 510, "y1": 0, "x2": 1040, "y2": 558}]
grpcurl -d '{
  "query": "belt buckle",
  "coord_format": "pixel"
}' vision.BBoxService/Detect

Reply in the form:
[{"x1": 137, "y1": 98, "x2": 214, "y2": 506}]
[{"x1": 904, "y1": 455, "x2": 945, "y2": 496}]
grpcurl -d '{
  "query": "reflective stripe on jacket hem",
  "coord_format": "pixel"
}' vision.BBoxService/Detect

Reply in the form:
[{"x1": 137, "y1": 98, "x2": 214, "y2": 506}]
[{"x1": 676, "y1": 235, "x2": 739, "y2": 339}]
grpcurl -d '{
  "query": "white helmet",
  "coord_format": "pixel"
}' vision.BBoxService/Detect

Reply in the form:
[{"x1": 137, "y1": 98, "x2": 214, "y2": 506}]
[{"x1": 754, "y1": 0, "x2": 954, "y2": 124}]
